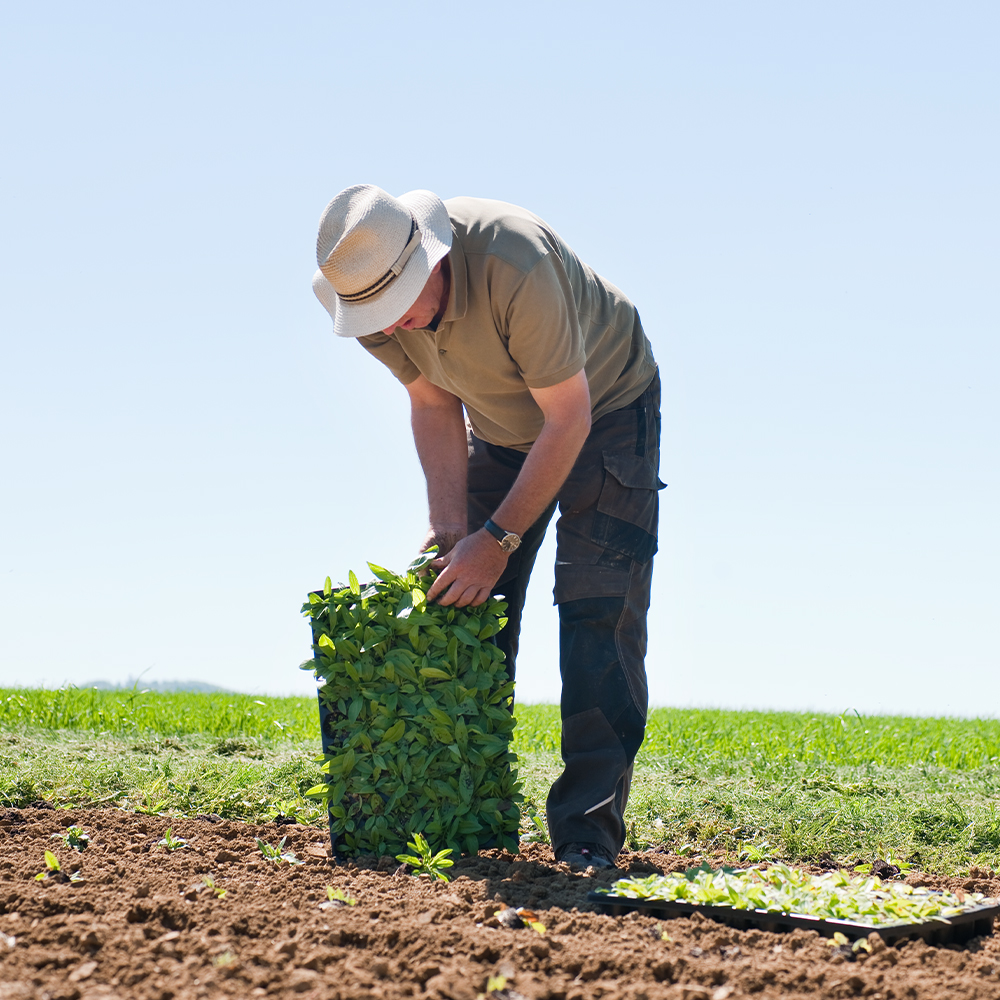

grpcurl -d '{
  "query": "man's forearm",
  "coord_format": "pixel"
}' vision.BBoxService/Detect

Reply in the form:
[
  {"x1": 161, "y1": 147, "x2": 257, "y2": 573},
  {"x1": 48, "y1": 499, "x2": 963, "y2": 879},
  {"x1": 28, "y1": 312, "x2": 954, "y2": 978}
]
[
  {"x1": 489, "y1": 415, "x2": 590, "y2": 536},
  {"x1": 424, "y1": 369, "x2": 592, "y2": 607},
  {"x1": 411, "y1": 393, "x2": 468, "y2": 536}
]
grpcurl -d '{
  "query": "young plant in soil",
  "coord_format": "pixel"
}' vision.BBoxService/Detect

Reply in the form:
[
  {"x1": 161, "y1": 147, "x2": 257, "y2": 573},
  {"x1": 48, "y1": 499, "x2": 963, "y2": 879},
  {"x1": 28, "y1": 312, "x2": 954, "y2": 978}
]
[
  {"x1": 395, "y1": 832, "x2": 455, "y2": 882},
  {"x1": 35, "y1": 850, "x2": 83, "y2": 884},
  {"x1": 325, "y1": 887, "x2": 357, "y2": 906},
  {"x1": 478, "y1": 976, "x2": 519, "y2": 999},
  {"x1": 35, "y1": 850, "x2": 60, "y2": 880},
  {"x1": 157, "y1": 828, "x2": 188, "y2": 851},
  {"x1": 203, "y1": 876, "x2": 226, "y2": 898},
  {"x1": 303, "y1": 549, "x2": 523, "y2": 858},
  {"x1": 519, "y1": 803, "x2": 549, "y2": 845},
  {"x1": 256, "y1": 836, "x2": 303, "y2": 865},
  {"x1": 52, "y1": 825, "x2": 89, "y2": 851}
]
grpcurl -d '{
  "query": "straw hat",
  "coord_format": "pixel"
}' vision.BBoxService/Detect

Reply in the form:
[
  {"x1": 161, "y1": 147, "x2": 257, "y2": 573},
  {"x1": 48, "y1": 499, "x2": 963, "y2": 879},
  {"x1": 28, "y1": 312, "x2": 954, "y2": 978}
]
[{"x1": 312, "y1": 185, "x2": 453, "y2": 338}]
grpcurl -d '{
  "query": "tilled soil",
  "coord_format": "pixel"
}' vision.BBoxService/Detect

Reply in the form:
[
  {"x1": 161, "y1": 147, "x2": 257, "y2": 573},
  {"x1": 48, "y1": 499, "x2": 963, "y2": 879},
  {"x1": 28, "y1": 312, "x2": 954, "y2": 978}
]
[{"x1": 2, "y1": 808, "x2": 1000, "y2": 1000}]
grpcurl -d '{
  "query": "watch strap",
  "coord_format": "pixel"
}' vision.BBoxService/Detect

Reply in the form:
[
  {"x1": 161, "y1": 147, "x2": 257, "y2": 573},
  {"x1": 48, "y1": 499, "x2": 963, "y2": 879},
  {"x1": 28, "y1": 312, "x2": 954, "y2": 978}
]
[{"x1": 483, "y1": 518, "x2": 509, "y2": 544}]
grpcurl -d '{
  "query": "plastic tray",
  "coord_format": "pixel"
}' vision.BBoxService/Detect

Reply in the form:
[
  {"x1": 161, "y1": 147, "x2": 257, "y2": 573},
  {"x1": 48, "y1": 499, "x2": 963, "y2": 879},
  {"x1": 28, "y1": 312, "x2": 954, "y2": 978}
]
[{"x1": 587, "y1": 892, "x2": 1000, "y2": 946}]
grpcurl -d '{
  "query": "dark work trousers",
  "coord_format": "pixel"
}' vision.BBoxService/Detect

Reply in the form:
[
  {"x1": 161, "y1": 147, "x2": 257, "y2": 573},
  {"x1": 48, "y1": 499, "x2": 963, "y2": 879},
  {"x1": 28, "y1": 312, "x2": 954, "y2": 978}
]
[{"x1": 466, "y1": 372, "x2": 663, "y2": 859}]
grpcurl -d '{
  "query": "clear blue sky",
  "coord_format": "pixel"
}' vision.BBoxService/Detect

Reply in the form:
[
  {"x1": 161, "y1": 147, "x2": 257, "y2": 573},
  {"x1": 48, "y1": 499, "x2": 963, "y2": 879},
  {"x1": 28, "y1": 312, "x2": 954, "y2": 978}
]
[{"x1": 1, "y1": 2, "x2": 997, "y2": 717}]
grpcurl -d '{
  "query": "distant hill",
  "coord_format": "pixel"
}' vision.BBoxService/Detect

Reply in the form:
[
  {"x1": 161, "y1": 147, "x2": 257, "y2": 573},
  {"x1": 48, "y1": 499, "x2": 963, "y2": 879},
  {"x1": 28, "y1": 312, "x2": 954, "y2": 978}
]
[{"x1": 81, "y1": 678, "x2": 232, "y2": 694}]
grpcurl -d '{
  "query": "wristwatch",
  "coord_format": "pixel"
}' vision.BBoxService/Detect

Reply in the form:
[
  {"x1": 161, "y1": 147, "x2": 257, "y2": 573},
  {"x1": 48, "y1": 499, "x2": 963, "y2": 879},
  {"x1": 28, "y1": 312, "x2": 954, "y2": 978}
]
[{"x1": 483, "y1": 518, "x2": 521, "y2": 554}]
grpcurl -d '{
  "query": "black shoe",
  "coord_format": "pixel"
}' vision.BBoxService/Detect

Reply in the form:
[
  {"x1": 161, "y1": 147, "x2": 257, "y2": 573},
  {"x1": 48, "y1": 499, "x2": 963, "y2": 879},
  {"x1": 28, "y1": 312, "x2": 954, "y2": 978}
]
[{"x1": 556, "y1": 842, "x2": 617, "y2": 871}]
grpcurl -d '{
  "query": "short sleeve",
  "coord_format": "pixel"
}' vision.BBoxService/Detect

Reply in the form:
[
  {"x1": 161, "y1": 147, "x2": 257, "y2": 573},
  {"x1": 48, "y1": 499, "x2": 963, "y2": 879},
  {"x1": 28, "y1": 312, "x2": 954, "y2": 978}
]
[
  {"x1": 358, "y1": 333, "x2": 422, "y2": 385},
  {"x1": 504, "y1": 254, "x2": 587, "y2": 389}
]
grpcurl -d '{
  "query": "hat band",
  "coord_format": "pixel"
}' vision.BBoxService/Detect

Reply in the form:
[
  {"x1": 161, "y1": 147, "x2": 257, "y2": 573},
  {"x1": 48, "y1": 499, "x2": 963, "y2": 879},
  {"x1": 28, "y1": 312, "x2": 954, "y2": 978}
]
[{"x1": 333, "y1": 218, "x2": 423, "y2": 304}]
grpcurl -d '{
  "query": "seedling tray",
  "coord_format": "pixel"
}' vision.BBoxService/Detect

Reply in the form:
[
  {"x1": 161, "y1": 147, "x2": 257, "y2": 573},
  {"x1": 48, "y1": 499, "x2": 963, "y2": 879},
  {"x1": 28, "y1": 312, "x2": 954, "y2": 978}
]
[{"x1": 588, "y1": 892, "x2": 1000, "y2": 946}]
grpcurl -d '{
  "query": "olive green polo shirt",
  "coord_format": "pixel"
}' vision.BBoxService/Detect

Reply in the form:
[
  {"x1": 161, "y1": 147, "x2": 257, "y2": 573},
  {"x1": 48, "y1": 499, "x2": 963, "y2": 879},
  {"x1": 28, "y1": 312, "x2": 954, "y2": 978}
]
[{"x1": 358, "y1": 197, "x2": 656, "y2": 452}]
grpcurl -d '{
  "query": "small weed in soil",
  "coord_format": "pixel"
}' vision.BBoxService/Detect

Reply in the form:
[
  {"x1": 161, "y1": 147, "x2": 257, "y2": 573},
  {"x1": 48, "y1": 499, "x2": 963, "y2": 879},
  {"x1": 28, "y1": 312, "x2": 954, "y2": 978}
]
[
  {"x1": 157, "y1": 827, "x2": 188, "y2": 850},
  {"x1": 53, "y1": 824, "x2": 89, "y2": 850},
  {"x1": 396, "y1": 832, "x2": 455, "y2": 882},
  {"x1": 256, "y1": 835, "x2": 303, "y2": 864}
]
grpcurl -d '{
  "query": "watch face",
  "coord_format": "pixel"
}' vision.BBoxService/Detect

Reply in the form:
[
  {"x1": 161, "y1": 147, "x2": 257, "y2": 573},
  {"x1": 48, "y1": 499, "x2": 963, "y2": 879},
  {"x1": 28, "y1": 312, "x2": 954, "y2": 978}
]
[{"x1": 500, "y1": 534, "x2": 521, "y2": 553}]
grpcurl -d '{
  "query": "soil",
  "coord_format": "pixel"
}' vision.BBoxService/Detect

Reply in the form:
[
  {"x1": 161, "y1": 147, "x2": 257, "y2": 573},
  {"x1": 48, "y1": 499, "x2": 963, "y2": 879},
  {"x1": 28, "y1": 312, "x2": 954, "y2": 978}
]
[{"x1": 3, "y1": 808, "x2": 1000, "y2": 1000}]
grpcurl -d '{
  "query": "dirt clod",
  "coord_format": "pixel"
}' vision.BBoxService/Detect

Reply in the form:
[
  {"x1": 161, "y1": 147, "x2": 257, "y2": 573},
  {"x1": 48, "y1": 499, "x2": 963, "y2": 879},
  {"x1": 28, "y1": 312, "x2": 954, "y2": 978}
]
[
  {"x1": 870, "y1": 858, "x2": 902, "y2": 879},
  {"x1": 66, "y1": 961, "x2": 96, "y2": 983}
]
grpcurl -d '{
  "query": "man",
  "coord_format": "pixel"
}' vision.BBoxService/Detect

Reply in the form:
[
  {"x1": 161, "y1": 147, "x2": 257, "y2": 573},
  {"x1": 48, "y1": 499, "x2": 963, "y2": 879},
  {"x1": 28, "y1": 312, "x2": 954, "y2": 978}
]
[{"x1": 313, "y1": 185, "x2": 663, "y2": 870}]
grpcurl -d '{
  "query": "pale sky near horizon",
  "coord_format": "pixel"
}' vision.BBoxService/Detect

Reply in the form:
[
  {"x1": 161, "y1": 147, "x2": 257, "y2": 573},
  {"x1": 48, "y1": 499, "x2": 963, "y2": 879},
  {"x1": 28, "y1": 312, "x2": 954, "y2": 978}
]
[{"x1": 1, "y1": 2, "x2": 997, "y2": 718}]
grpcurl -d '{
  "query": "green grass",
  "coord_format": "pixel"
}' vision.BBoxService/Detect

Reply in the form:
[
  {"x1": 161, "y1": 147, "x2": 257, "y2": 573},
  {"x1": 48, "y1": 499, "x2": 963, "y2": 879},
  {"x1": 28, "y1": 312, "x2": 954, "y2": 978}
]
[
  {"x1": 514, "y1": 704, "x2": 1000, "y2": 770},
  {"x1": 0, "y1": 687, "x2": 315, "y2": 741},
  {"x1": 2, "y1": 687, "x2": 999, "y2": 875},
  {"x1": 0, "y1": 729, "x2": 325, "y2": 824}
]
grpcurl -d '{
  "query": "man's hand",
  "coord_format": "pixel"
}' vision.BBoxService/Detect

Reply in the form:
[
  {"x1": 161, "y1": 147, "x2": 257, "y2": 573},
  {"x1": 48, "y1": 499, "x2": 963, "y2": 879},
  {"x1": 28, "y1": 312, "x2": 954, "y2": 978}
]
[
  {"x1": 419, "y1": 524, "x2": 466, "y2": 559},
  {"x1": 426, "y1": 529, "x2": 507, "y2": 607},
  {"x1": 409, "y1": 368, "x2": 591, "y2": 606}
]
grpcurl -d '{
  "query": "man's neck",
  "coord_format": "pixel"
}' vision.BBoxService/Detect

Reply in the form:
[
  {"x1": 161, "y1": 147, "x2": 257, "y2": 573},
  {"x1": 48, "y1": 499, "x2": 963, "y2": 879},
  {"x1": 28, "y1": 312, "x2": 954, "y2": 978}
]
[{"x1": 430, "y1": 255, "x2": 451, "y2": 330}]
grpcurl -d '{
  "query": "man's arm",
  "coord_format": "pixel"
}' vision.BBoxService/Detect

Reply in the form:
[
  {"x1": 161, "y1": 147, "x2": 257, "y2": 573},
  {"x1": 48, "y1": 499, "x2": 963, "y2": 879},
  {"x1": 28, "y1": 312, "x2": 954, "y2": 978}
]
[
  {"x1": 427, "y1": 368, "x2": 592, "y2": 607},
  {"x1": 405, "y1": 374, "x2": 469, "y2": 556}
]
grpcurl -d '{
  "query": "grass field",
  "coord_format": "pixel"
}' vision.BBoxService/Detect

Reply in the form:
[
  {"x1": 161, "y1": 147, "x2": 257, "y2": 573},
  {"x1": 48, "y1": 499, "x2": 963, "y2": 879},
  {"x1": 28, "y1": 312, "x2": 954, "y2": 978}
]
[{"x1": 2, "y1": 686, "x2": 999, "y2": 875}]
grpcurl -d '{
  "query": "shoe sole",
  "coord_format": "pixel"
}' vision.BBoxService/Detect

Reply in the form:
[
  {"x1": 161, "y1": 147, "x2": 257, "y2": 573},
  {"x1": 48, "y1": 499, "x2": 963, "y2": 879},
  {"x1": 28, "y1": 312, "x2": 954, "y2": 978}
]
[{"x1": 561, "y1": 853, "x2": 615, "y2": 871}]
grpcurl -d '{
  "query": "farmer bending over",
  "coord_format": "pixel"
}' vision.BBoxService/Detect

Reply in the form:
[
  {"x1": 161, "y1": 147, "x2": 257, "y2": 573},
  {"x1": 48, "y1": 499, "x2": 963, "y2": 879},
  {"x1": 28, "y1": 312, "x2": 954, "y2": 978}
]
[{"x1": 312, "y1": 185, "x2": 663, "y2": 870}]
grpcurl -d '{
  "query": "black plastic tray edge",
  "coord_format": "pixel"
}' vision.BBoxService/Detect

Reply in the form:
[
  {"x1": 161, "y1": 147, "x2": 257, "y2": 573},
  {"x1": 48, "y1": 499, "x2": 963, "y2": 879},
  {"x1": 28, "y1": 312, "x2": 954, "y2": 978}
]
[{"x1": 586, "y1": 892, "x2": 1000, "y2": 945}]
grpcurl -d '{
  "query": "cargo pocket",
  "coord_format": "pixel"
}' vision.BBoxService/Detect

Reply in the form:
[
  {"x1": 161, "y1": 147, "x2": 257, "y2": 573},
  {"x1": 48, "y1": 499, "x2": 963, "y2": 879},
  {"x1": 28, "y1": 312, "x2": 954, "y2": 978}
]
[{"x1": 591, "y1": 452, "x2": 662, "y2": 563}]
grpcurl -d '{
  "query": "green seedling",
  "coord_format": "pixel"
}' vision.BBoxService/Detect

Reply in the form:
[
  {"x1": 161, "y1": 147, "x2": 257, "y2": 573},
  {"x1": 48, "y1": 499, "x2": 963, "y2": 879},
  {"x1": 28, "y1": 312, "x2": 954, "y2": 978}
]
[
  {"x1": 519, "y1": 805, "x2": 549, "y2": 845},
  {"x1": 824, "y1": 931, "x2": 871, "y2": 954},
  {"x1": 51, "y1": 826, "x2": 90, "y2": 851},
  {"x1": 132, "y1": 777, "x2": 171, "y2": 815},
  {"x1": 477, "y1": 975, "x2": 508, "y2": 998},
  {"x1": 266, "y1": 798, "x2": 323, "y2": 826},
  {"x1": 396, "y1": 832, "x2": 454, "y2": 882},
  {"x1": 157, "y1": 828, "x2": 188, "y2": 851},
  {"x1": 203, "y1": 875, "x2": 226, "y2": 899},
  {"x1": 326, "y1": 886, "x2": 357, "y2": 906},
  {"x1": 35, "y1": 850, "x2": 83, "y2": 884},
  {"x1": 256, "y1": 836, "x2": 303, "y2": 864},
  {"x1": 737, "y1": 839, "x2": 775, "y2": 864},
  {"x1": 35, "y1": 850, "x2": 61, "y2": 880}
]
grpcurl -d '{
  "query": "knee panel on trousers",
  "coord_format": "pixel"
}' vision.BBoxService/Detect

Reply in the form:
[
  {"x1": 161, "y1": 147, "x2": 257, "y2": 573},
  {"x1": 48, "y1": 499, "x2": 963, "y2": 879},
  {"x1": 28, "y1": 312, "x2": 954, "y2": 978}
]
[{"x1": 559, "y1": 596, "x2": 646, "y2": 761}]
